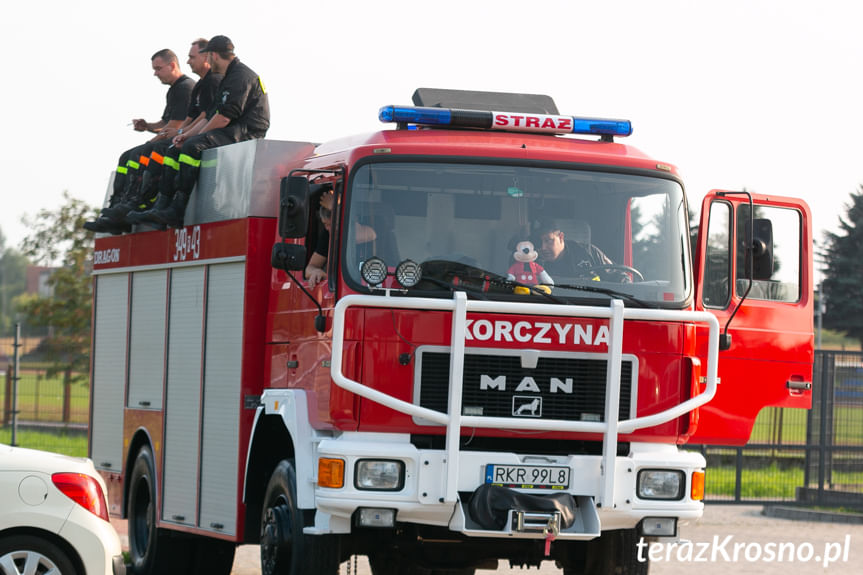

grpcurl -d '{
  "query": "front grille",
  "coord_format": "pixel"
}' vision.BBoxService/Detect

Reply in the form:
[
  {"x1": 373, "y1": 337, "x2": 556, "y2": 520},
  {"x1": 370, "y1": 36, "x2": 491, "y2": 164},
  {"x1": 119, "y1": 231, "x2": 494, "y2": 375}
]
[{"x1": 417, "y1": 350, "x2": 634, "y2": 422}]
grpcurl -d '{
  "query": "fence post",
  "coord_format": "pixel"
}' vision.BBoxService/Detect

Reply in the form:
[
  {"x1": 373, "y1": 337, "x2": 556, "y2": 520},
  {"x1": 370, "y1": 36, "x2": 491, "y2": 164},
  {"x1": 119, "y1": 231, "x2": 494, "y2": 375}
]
[
  {"x1": 3, "y1": 366, "x2": 10, "y2": 426},
  {"x1": 734, "y1": 447, "x2": 743, "y2": 502},
  {"x1": 11, "y1": 323, "x2": 20, "y2": 446},
  {"x1": 62, "y1": 368, "x2": 72, "y2": 423}
]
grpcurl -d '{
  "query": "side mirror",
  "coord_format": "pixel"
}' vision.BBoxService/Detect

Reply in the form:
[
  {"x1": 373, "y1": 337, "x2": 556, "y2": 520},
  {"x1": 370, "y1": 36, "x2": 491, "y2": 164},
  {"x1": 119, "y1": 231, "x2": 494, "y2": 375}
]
[
  {"x1": 749, "y1": 218, "x2": 774, "y2": 280},
  {"x1": 278, "y1": 176, "x2": 310, "y2": 238},
  {"x1": 271, "y1": 242, "x2": 307, "y2": 271}
]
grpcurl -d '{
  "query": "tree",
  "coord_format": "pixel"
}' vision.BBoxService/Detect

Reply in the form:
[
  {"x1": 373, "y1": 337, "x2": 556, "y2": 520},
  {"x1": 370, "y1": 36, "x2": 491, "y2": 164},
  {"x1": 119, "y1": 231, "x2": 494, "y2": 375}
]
[
  {"x1": 14, "y1": 192, "x2": 100, "y2": 381},
  {"x1": 0, "y1": 228, "x2": 29, "y2": 336},
  {"x1": 821, "y1": 187, "x2": 863, "y2": 346}
]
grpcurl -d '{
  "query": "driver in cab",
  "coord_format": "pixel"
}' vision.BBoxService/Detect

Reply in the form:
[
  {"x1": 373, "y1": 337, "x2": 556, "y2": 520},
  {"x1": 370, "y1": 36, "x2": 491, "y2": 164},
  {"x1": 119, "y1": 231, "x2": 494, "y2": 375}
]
[{"x1": 536, "y1": 220, "x2": 617, "y2": 280}]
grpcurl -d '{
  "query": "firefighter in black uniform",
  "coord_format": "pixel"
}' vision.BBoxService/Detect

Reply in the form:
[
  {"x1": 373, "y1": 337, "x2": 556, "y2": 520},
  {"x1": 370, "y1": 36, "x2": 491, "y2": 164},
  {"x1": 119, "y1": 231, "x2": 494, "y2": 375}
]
[
  {"x1": 84, "y1": 49, "x2": 194, "y2": 233},
  {"x1": 125, "y1": 39, "x2": 224, "y2": 227},
  {"x1": 133, "y1": 35, "x2": 270, "y2": 229}
]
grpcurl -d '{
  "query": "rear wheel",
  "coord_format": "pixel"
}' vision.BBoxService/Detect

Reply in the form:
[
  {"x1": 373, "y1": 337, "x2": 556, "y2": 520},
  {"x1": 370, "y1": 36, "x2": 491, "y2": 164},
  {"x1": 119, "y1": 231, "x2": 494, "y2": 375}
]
[
  {"x1": 260, "y1": 459, "x2": 338, "y2": 575},
  {"x1": 128, "y1": 446, "x2": 189, "y2": 575},
  {"x1": 0, "y1": 535, "x2": 77, "y2": 575}
]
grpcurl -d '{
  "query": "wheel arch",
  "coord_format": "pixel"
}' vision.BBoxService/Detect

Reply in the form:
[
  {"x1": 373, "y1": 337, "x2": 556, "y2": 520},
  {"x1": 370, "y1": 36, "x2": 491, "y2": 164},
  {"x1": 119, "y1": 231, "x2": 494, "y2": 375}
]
[
  {"x1": 243, "y1": 412, "x2": 295, "y2": 544},
  {"x1": 123, "y1": 428, "x2": 156, "y2": 519},
  {"x1": 242, "y1": 390, "x2": 326, "y2": 545}
]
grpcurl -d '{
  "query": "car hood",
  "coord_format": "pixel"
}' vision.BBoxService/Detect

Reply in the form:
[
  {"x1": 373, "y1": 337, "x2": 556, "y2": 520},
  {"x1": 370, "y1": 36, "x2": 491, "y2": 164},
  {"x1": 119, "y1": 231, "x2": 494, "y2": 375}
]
[{"x1": 0, "y1": 443, "x2": 95, "y2": 475}]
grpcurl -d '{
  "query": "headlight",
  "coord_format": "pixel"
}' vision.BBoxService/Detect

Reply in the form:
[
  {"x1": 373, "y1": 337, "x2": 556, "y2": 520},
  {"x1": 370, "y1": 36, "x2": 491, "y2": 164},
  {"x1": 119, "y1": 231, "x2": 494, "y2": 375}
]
[
  {"x1": 361, "y1": 257, "x2": 388, "y2": 286},
  {"x1": 395, "y1": 259, "x2": 421, "y2": 288},
  {"x1": 637, "y1": 469, "x2": 685, "y2": 500},
  {"x1": 355, "y1": 460, "x2": 405, "y2": 491}
]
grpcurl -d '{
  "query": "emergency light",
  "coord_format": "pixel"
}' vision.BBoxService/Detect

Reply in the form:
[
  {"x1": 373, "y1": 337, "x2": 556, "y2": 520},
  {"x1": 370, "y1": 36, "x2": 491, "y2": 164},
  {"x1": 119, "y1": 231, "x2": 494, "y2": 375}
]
[{"x1": 379, "y1": 105, "x2": 632, "y2": 137}]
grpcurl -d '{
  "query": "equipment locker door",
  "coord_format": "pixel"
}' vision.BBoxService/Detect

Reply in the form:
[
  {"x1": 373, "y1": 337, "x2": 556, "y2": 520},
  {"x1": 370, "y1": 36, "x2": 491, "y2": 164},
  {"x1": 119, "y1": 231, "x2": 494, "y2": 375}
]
[
  {"x1": 199, "y1": 262, "x2": 245, "y2": 535},
  {"x1": 127, "y1": 270, "x2": 168, "y2": 409},
  {"x1": 162, "y1": 266, "x2": 205, "y2": 526},
  {"x1": 692, "y1": 191, "x2": 814, "y2": 444},
  {"x1": 90, "y1": 273, "x2": 129, "y2": 472}
]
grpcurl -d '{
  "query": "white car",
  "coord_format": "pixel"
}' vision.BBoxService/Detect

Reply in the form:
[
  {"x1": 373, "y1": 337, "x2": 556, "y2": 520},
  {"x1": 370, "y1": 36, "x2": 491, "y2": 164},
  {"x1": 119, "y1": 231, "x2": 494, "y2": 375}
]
[{"x1": 0, "y1": 443, "x2": 126, "y2": 575}]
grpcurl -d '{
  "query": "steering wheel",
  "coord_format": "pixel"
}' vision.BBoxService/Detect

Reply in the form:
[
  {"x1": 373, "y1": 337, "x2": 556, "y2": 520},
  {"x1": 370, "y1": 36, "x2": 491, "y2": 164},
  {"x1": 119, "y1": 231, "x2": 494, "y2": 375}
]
[{"x1": 587, "y1": 264, "x2": 644, "y2": 283}]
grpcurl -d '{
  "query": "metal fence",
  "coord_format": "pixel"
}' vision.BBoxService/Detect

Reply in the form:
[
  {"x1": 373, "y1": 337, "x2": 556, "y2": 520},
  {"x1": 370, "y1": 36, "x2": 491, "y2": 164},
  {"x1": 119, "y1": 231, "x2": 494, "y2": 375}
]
[
  {"x1": 695, "y1": 350, "x2": 863, "y2": 508},
  {"x1": 3, "y1": 330, "x2": 862, "y2": 508},
  {"x1": 0, "y1": 330, "x2": 89, "y2": 457}
]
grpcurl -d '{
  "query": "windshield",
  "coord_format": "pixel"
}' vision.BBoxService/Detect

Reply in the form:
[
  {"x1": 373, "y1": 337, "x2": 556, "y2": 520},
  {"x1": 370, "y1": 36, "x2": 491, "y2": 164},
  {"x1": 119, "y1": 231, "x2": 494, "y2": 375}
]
[{"x1": 344, "y1": 161, "x2": 690, "y2": 305}]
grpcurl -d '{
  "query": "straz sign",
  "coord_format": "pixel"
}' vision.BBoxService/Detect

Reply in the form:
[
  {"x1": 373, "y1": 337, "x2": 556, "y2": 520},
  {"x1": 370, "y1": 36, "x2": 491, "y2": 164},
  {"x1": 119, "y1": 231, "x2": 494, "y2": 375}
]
[
  {"x1": 491, "y1": 112, "x2": 574, "y2": 134},
  {"x1": 464, "y1": 318, "x2": 609, "y2": 348}
]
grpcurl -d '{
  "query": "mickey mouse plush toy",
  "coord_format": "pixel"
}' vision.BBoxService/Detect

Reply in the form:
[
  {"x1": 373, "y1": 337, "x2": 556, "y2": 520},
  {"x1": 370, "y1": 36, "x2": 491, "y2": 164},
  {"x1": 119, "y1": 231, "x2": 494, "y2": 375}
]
[{"x1": 507, "y1": 240, "x2": 553, "y2": 289}]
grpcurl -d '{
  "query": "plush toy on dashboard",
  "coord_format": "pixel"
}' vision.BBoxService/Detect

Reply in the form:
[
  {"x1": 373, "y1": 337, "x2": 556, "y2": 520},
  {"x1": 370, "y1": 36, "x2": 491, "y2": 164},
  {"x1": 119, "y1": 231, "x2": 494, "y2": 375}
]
[{"x1": 507, "y1": 240, "x2": 553, "y2": 287}]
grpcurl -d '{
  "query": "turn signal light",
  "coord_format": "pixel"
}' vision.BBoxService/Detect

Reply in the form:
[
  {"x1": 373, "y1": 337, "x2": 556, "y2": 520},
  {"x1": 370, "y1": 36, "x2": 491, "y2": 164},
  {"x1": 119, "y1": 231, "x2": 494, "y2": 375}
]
[
  {"x1": 691, "y1": 470, "x2": 705, "y2": 501},
  {"x1": 318, "y1": 458, "x2": 345, "y2": 489}
]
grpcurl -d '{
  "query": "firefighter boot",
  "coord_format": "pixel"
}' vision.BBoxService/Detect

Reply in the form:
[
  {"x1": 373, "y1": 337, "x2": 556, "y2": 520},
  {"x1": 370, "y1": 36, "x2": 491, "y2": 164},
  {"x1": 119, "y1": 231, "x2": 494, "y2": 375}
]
[
  {"x1": 149, "y1": 190, "x2": 191, "y2": 229},
  {"x1": 119, "y1": 171, "x2": 158, "y2": 222},
  {"x1": 125, "y1": 192, "x2": 172, "y2": 229},
  {"x1": 83, "y1": 216, "x2": 131, "y2": 235},
  {"x1": 101, "y1": 170, "x2": 145, "y2": 221}
]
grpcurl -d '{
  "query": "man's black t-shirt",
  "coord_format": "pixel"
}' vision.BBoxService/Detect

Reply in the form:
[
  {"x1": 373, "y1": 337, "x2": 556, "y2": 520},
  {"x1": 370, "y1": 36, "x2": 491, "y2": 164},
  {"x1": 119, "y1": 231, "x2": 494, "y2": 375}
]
[
  {"x1": 161, "y1": 75, "x2": 195, "y2": 122},
  {"x1": 213, "y1": 58, "x2": 270, "y2": 139},
  {"x1": 541, "y1": 242, "x2": 613, "y2": 279},
  {"x1": 314, "y1": 226, "x2": 329, "y2": 259},
  {"x1": 189, "y1": 71, "x2": 223, "y2": 119}
]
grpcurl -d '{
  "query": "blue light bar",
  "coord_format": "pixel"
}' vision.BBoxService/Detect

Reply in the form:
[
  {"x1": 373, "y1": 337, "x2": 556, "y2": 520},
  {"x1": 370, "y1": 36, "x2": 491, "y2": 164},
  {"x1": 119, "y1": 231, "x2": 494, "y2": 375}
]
[
  {"x1": 379, "y1": 106, "x2": 452, "y2": 125},
  {"x1": 379, "y1": 105, "x2": 631, "y2": 137}
]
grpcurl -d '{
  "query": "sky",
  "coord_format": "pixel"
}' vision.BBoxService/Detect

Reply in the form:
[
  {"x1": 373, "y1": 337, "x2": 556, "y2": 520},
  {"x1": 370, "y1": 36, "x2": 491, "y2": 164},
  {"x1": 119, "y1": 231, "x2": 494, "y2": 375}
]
[{"x1": 2, "y1": 0, "x2": 862, "y2": 267}]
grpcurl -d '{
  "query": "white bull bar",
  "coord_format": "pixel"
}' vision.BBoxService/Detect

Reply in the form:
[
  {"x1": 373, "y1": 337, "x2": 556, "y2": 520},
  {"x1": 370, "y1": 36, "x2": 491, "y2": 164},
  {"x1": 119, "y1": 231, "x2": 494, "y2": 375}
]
[{"x1": 331, "y1": 292, "x2": 719, "y2": 509}]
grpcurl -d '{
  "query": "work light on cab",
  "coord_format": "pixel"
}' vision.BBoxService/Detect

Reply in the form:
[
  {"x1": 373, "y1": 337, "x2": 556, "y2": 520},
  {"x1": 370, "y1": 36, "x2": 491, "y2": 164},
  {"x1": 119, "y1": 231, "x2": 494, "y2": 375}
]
[{"x1": 379, "y1": 105, "x2": 632, "y2": 137}]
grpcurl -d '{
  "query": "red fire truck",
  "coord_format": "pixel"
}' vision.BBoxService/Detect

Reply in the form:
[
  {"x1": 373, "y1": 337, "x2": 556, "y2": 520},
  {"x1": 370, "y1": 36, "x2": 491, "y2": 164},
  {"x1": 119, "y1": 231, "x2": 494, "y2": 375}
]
[{"x1": 89, "y1": 89, "x2": 813, "y2": 575}]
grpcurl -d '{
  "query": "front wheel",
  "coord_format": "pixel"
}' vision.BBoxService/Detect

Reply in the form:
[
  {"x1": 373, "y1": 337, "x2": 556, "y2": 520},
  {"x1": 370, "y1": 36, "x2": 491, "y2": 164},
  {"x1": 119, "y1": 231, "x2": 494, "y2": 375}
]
[
  {"x1": 260, "y1": 459, "x2": 339, "y2": 575},
  {"x1": 0, "y1": 535, "x2": 77, "y2": 575}
]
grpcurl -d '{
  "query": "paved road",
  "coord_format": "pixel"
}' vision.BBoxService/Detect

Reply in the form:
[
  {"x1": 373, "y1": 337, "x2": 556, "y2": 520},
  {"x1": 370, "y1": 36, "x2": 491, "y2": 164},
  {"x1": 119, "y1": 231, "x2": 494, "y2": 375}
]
[{"x1": 112, "y1": 505, "x2": 862, "y2": 574}]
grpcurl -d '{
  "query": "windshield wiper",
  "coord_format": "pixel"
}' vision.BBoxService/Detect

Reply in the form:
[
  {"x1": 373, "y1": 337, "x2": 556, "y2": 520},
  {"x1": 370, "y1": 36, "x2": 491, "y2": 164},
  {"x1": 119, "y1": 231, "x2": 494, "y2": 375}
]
[
  {"x1": 553, "y1": 283, "x2": 654, "y2": 308},
  {"x1": 419, "y1": 259, "x2": 565, "y2": 303}
]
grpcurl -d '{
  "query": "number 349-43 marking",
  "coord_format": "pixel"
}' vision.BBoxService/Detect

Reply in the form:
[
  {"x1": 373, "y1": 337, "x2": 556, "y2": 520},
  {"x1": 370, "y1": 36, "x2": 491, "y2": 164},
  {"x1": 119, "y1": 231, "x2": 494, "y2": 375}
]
[{"x1": 173, "y1": 225, "x2": 201, "y2": 262}]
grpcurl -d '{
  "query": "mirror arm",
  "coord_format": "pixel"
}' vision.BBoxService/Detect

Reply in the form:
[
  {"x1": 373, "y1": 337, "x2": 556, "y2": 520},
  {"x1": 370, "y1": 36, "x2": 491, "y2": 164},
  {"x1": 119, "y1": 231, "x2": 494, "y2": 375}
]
[{"x1": 283, "y1": 264, "x2": 327, "y2": 333}]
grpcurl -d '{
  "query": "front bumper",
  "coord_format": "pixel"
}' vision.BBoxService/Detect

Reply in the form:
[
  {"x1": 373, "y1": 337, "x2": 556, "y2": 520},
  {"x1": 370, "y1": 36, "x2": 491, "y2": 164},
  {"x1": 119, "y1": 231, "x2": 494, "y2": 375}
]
[{"x1": 309, "y1": 435, "x2": 704, "y2": 540}]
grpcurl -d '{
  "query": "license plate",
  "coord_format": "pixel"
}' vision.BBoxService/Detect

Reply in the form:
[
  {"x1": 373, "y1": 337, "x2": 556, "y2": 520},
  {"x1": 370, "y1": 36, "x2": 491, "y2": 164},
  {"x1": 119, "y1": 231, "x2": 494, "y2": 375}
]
[{"x1": 485, "y1": 464, "x2": 570, "y2": 490}]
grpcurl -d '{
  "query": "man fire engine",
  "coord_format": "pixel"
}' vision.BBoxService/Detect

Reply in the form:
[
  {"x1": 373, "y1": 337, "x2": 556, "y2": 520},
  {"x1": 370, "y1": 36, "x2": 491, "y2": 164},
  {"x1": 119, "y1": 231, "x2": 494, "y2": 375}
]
[{"x1": 89, "y1": 89, "x2": 813, "y2": 575}]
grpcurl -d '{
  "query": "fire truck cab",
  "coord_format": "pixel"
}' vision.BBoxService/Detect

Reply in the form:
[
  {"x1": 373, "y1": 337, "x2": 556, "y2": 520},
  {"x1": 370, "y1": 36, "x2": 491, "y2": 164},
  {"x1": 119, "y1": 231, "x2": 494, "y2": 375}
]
[{"x1": 89, "y1": 89, "x2": 813, "y2": 575}]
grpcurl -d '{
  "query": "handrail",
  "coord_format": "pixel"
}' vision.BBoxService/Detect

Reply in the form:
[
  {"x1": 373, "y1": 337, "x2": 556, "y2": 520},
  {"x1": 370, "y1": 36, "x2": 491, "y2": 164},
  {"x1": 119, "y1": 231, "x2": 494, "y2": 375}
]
[{"x1": 330, "y1": 293, "x2": 720, "y2": 504}]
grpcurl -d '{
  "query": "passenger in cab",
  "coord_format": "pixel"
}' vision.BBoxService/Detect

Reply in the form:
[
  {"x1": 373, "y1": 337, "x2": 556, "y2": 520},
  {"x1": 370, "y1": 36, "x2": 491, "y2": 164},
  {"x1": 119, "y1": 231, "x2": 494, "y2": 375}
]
[{"x1": 536, "y1": 220, "x2": 616, "y2": 279}]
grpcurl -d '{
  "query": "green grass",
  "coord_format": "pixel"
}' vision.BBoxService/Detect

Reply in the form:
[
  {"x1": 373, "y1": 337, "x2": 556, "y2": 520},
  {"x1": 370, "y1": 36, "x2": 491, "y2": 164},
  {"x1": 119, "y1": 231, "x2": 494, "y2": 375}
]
[
  {"x1": 0, "y1": 428, "x2": 88, "y2": 458},
  {"x1": 748, "y1": 404, "x2": 863, "y2": 446},
  {"x1": 705, "y1": 464, "x2": 863, "y2": 499}
]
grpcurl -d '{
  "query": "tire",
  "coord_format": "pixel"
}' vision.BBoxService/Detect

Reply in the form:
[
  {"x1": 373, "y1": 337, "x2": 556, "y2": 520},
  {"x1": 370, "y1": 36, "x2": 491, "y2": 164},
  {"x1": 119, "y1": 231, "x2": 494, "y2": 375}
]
[
  {"x1": 127, "y1": 446, "x2": 190, "y2": 575},
  {"x1": 0, "y1": 535, "x2": 77, "y2": 575},
  {"x1": 260, "y1": 459, "x2": 339, "y2": 575},
  {"x1": 564, "y1": 528, "x2": 649, "y2": 575}
]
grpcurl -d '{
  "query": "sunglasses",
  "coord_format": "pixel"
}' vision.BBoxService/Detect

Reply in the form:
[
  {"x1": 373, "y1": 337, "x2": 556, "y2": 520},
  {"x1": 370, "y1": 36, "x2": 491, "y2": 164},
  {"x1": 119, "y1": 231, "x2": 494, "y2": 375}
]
[{"x1": 319, "y1": 205, "x2": 332, "y2": 221}]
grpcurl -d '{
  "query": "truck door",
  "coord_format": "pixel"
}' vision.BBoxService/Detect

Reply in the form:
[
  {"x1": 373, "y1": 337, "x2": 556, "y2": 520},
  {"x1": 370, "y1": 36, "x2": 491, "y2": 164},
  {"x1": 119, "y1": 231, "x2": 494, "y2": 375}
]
[{"x1": 691, "y1": 191, "x2": 814, "y2": 444}]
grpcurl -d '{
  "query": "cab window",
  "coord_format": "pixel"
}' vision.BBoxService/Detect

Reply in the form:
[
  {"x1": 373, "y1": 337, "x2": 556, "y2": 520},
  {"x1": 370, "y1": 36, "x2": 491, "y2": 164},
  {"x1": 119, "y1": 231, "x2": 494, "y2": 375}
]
[{"x1": 735, "y1": 205, "x2": 801, "y2": 302}]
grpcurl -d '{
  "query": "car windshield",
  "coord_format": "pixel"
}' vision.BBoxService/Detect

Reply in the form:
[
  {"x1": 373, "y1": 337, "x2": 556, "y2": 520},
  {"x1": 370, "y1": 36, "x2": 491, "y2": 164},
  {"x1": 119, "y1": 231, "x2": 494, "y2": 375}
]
[{"x1": 344, "y1": 162, "x2": 690, "y2": 306}]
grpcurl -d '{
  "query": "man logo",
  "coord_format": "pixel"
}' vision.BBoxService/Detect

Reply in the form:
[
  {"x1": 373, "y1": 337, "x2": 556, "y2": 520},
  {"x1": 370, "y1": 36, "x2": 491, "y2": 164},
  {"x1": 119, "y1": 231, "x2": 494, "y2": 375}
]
[{"x1": 512, "y1": 396, "x2": 542, "y2": 418}]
